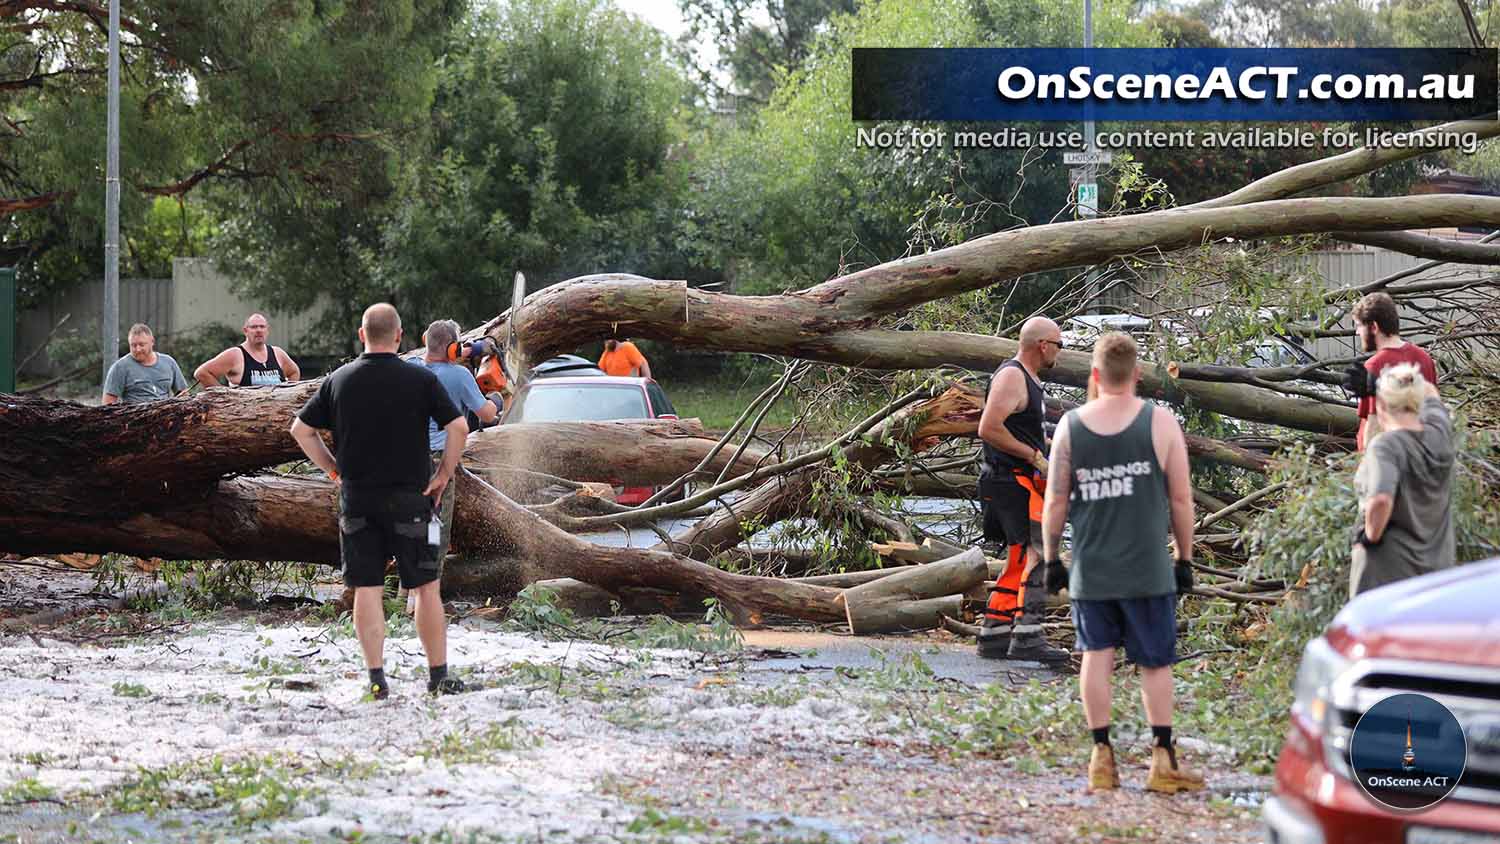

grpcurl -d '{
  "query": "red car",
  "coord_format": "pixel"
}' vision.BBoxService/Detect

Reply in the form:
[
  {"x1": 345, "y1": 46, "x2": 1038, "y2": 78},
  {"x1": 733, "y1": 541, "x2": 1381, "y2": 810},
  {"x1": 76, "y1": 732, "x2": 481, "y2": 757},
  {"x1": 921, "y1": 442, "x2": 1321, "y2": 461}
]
[
  {"x1": 1264, "y1": 557, "x2": 1500, "y2": 844},
  {"x1": 500, "y1": 374, "x2": 679, "y2": 506}
]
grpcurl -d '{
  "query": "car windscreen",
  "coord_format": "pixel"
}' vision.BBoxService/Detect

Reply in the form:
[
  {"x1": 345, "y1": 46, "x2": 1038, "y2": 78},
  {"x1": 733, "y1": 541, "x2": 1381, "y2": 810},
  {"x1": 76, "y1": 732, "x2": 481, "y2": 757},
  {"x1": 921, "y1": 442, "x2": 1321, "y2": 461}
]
[{"x1": 512, "y1": 384, "x2": 649, "y2": 422}]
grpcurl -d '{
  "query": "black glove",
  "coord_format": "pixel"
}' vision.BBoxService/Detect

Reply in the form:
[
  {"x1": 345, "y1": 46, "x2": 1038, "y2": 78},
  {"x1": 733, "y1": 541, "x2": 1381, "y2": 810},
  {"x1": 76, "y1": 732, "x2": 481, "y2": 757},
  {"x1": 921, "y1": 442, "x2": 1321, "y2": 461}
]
[
  {"x1": 1351, "y1": 525, "x2": 1383, "y2": 549},
  {"x1": 1043, "y1": 558, "x2": 1068, "y2": 595},
  {"x1": 1174, "y1": 559, "x2": 1194, "y2": 595},
  {"x1": 1342, "y1": 362, "x2": 1375, "y2": 400},
  {"x1": 464, "y1": 338, "x2": 494, "y2": 360}
]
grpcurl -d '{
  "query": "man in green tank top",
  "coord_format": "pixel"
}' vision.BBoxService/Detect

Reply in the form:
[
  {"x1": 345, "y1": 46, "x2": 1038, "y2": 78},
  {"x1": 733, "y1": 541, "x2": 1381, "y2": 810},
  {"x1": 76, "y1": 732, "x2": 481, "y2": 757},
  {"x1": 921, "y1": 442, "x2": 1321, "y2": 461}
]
[{"x1": 1039, "y1": 332, "x2": 1205, "y2": 795}]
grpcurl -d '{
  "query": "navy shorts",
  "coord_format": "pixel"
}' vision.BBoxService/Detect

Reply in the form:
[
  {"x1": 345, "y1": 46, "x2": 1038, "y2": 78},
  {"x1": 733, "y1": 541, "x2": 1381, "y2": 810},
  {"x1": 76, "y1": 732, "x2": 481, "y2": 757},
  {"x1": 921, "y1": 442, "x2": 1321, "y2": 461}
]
[{"x1": 1071, "y1": 595, "x2": 1177, "y2": 668}]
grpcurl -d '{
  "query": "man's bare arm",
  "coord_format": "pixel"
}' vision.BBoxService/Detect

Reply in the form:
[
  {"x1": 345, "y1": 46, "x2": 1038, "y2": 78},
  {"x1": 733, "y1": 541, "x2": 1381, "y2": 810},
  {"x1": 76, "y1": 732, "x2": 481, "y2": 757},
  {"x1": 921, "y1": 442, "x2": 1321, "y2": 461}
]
[
  {"x1": 423, "y1": 417, "x2": 468, "y2": 499},
  {"x1": 194, "y1": 348, "x2": 237, "y2": 388},
  {"x1": 638, "y1": 358, "x2": 652, "y2": 380},
  {"x1": 1041, "y1": 420, "x2": 1073, "y2": 561},
  {"x1": 289, "y1": 418, "x2": 338, "y2": 480},
  {"x1": 474, "y1": 399, "x2": 500, "y2": 424},
  {"x1": 1156, "y1": 407, "x2": 1194, "y2": 561},
  {"x1": 277, "y1": 348, "x2": 301, "y2": 381},
  {"x1": 978, "y1": 368, "x2": 1044, "y2": 469}
]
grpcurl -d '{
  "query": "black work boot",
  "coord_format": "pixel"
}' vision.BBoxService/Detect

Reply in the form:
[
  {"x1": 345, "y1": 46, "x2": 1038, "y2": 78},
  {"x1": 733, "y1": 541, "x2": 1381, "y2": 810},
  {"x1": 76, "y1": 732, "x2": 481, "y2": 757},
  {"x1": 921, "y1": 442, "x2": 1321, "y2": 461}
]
[
  {"x1": 1006, "y1": 569, "x2": 1071, "y2": 665},
  {"x1": 976, "y1": 617, "x2": 1012, "y2": 659}
]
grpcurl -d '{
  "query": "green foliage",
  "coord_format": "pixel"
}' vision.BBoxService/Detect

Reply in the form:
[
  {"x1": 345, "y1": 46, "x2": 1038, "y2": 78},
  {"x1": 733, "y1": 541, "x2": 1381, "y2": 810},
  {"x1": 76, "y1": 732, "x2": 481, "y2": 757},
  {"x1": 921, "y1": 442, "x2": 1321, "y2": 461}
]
[
  {"x1": 678, "y1": 0, "x2": 859, "y2": 105},
  {"x1": 371, "y1": 0, "x2": 696, "y2": 330},
  {"x1": 110, "y1": 681, "x2": 152, "y2": 699},
  {"x1": 686, "y1": 0, "x2": 1157, "y2": 298},
  {"x1": 1220, "y1": 422, "x2": 1500, "y2": 766},
  {"x1": 625, "y1": 600, "x2": 745, "y2": 653},
  {"x1": 111, "y1": 755, "x2": 324, "y2": 825},
  {"x1": 4, "y1": 0, "x2": 465, "y2": 310},
  {"x1": 1245, "y1": 423, "x2": 1500, "y2": 637},
  {"x1": 626, "y1": 808, "x2": 712, "y2": 836},
  {"x1": 1, "y1": 778, "x2": 56, "y2": 803},
  {"x1": 130, "y1": 198, "x2": 218, "y2": 279},
  {"x1": 908, "y1": 676, "x2": 1083, "y2": 762},
  {"x1": 157, "y1": 323, "x2": 242, "y2": 381},
  {"x1": 505, "y1": 584, "x2": 587, "y2": 637},
  {"x1": 422, "y1": 718, "x2": 540, "y2": 764}
]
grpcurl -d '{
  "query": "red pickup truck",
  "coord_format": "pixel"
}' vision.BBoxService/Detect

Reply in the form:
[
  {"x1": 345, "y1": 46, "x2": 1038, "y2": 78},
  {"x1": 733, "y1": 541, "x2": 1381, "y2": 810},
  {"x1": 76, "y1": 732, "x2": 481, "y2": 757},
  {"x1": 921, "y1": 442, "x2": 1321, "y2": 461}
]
[{"x1": 1264, "y1": 557, "x2": 1500, "y2": 844}]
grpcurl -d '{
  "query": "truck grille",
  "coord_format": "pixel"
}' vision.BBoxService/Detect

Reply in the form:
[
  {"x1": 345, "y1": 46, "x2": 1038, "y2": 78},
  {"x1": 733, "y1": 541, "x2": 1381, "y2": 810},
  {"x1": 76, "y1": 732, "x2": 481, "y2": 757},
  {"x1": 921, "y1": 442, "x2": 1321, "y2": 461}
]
[{"x1": 1325, "y1": 659, "x2": 1500, "y2": 807}]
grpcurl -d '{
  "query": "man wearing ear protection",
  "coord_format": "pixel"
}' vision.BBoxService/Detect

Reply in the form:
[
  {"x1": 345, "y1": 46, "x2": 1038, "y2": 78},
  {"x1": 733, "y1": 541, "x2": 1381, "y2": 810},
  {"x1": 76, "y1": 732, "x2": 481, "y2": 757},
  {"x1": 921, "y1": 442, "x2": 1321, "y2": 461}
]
[{"x1": 411, "y1": 320, "x2": 501, "y2": 573}]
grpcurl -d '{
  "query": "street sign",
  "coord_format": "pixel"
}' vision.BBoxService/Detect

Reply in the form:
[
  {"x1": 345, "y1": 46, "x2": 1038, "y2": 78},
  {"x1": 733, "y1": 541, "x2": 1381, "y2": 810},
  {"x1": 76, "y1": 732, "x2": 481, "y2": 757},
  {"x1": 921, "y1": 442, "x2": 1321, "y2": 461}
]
[
  {"x1": 1077, "y1": 182, "x2": 1099, "y2": 218},
  {"x1": 1064, "y1": 151, "x2": 1113, "y2": 165}
]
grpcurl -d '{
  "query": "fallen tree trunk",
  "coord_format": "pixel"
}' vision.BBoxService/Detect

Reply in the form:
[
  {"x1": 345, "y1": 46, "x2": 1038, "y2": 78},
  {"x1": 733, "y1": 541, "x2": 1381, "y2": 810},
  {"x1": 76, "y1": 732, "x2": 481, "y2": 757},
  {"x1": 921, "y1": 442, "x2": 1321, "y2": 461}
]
[
  {"x1": 451, "y1": 469, "x2": 848, "y2": 624},
  {"x1": 0, "y1": 392, "x2": 764, "y2": 524},
  {"x1": 0, "y1": 475, "x2": 339, "y2": 562},
  {"x1": 839, "y1": 548, "x2": 987, "y2": 634},
  {"x1": 463, "y1": 419, "x2": 768, "y2": 487},
  {"x1": 469, "y1": 197, "x2": 1500, "y2": 436}
]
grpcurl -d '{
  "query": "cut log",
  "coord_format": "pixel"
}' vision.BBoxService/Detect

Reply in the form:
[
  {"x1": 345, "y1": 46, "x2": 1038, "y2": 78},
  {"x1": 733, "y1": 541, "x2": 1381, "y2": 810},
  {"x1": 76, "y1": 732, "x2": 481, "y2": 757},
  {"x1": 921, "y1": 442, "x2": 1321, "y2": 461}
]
[
  {"x1": 463, "y1": 419, "x2": 768, "y2": 487},
  {"x1": 838, "y1": 547, "x2": 988, "y2": 634}
]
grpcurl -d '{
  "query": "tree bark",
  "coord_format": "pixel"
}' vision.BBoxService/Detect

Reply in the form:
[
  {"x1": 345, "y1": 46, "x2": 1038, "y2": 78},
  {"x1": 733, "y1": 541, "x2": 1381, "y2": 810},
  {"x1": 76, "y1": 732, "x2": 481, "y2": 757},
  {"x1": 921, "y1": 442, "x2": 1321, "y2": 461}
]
[
  {"x1": 839, "y1": 548, "x2": 987, "y2": 634},
  {"x1": 1332, "y1": 231, "x2": 1500, "y2": 264},
  {"x1": 0, "y1": 390, "x2": 762, "y2": 525},
  {"x1": 464, "y1": 419, "x2": 767, "y2": 487},
  {"x1": 0, "y1": 475, "x2": 338, "y2": 562}
]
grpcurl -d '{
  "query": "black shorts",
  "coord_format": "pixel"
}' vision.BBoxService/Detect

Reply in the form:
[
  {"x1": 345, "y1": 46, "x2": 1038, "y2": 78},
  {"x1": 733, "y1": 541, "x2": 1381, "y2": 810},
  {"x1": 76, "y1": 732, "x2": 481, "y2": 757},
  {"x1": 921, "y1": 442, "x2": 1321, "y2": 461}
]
[
  {"x1": 1071, "y1": 595, "x2": 1177, "y2": 668},
  {"x1": 338, "y1": 488, "x2": 440, "y2": 590},
  {"x1": 978, "y1": 472, "x2": 1042, "y2": 550}
]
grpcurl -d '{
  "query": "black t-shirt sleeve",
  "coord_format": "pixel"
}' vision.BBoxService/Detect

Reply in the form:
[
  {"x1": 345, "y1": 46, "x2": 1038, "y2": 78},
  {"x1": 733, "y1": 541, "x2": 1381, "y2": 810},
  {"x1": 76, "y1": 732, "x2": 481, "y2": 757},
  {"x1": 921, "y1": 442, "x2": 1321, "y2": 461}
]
[
  {"x1": 297, "y1": 379, "x2": 335, "y2": 429},
  {"x1": 427, "y1": 372, "x2": 462, "y2": 430}
]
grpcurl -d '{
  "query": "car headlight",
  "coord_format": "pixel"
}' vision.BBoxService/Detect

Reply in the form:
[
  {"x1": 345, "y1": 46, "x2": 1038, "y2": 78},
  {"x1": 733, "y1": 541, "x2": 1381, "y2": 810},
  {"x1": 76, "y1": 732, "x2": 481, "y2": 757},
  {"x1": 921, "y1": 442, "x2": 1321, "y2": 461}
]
[{"x1": 1292, "y1": 636, "x2": 1350, "y2": 732}]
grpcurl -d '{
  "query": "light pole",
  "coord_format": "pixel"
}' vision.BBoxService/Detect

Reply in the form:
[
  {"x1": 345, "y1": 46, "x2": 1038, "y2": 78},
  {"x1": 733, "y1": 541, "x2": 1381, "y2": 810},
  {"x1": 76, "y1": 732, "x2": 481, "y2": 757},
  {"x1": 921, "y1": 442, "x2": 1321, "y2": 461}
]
[{"x1": 102, "y1": 0, "x2": 120, "y2": 385}]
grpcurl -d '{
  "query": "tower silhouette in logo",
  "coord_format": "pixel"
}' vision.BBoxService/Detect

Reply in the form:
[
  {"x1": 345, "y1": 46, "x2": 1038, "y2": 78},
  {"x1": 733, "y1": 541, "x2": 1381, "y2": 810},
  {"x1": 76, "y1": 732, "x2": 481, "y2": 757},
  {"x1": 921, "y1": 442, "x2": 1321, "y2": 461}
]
[{"x1": 1402, "y1": 706, "x2": 1417, "y2": 772}]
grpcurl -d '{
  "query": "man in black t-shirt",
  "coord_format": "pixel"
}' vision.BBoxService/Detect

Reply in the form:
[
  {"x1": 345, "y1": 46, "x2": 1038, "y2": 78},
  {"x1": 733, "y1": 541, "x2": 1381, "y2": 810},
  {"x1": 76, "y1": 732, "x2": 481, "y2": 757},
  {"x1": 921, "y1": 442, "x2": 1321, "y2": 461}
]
[{"x1": 290, "y1": 303, "x2": 469, "y2": 700}]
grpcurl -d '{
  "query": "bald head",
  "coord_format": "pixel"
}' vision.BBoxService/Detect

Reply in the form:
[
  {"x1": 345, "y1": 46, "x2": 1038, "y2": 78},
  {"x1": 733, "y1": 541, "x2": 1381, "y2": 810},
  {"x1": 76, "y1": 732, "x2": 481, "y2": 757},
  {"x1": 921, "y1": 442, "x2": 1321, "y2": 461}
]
[
  {"x1": 1017, "y1": 316, "x2": 1062, "y2": 371},
  {"x1": 1019, "y1": 317, "x2": 1059, "y2": 348},
  {"x1": 360, "y1": 303, "x2": 402, "y2": 351}
]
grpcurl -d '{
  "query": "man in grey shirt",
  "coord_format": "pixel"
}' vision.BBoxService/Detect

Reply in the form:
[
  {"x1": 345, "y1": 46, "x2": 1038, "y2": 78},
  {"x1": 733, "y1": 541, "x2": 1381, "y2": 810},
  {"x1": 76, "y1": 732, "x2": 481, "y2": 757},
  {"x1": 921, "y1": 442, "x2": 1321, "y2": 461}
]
[
  {"x1": 1351, "y1": 363, "x2": 1455, "y2": 597},
  {"x1": 103, "y1": 323, "x2": 189, "y2": 405}
]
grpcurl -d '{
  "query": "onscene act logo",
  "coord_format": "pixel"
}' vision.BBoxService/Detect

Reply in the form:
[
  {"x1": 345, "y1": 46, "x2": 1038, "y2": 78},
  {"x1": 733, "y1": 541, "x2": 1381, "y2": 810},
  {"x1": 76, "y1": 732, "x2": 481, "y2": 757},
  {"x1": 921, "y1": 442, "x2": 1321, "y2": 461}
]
[{"x1": 1349, "y1": 692, "x2": 1466, "y2": 810}]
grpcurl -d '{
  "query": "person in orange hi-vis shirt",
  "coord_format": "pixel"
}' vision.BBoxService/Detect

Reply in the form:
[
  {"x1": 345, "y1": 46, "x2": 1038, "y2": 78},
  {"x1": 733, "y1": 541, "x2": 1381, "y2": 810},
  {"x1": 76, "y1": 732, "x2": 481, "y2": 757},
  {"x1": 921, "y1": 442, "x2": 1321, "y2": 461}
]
[{"x1": 598, "y1": 338, "x2": 653, "y2": 379}]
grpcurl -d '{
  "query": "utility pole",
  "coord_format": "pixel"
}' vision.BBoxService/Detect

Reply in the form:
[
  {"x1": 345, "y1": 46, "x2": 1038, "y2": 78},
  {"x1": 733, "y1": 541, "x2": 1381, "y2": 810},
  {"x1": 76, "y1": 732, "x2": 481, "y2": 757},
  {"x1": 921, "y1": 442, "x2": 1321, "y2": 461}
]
[
  {"x1": 1080, "y1": 0, "x2": 1098, "y2": 218},
  {"x1": 102, "y1": 0, "x2": 121, "y2": 385},
  {"x1": 1067, "y1": 0, "x2": 1105, "y2": 218},
  {"x1": 1084, "y1": 0, "x2": 1094, "y2": 154}
]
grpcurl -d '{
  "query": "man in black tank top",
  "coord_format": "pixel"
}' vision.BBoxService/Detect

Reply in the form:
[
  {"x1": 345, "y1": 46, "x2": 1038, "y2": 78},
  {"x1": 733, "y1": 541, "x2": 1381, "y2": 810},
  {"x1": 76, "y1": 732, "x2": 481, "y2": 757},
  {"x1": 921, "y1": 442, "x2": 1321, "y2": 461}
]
[
  {"x1": 975, "y1": 317, "x2": 1069, "y2": 664},
  {"x1": 193, "y1": 312, "x2": 302, "y2": 388}
]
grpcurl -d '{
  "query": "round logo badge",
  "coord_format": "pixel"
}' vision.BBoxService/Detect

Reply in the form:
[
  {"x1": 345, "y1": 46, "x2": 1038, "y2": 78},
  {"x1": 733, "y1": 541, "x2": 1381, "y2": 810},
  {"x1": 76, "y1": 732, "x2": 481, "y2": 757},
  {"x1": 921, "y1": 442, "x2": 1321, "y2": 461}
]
[{"x1": 1349, "y1": 692, "x2": 1467, "y2": 811}]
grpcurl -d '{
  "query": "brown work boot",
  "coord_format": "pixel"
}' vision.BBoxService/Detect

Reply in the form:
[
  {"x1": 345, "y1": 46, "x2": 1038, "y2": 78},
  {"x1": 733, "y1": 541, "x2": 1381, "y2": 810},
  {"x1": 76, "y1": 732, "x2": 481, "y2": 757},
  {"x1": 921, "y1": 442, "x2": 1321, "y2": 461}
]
[
  {"x1": 1146, "y1": 744, "x2": 1206, "y2": 794},
  {"x1": 1088, "y1": 744, "x2": 1119, "y2": 791}
]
